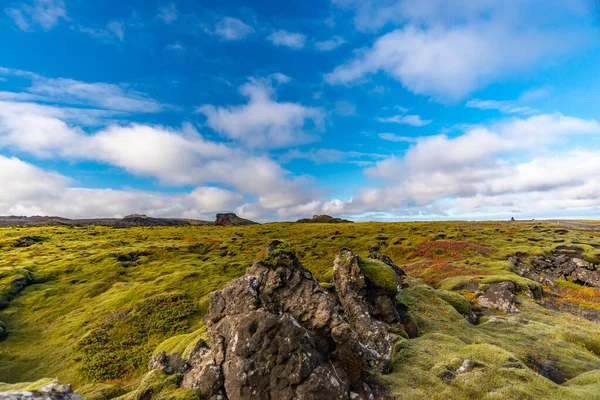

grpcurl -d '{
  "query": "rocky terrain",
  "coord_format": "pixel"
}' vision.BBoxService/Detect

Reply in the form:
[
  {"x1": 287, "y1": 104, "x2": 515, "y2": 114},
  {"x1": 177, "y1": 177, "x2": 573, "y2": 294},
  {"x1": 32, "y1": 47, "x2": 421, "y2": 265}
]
[
  {"x1": 214, "y1": 213, "x2": 257, "y2": 227},
  {"x1": 1, "y1": 221, "x2": 600, "y2": 399},
  {"x1": 0, "y1": 213, "x2": 260, "y2": 228},
  {"x1": 296, "y1": 215, "x2": 354, "y2": 224}
]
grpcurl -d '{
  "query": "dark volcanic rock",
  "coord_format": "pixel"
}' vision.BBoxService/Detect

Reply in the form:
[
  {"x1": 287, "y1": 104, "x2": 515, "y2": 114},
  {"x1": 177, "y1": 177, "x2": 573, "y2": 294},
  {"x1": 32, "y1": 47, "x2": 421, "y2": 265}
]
[
  {"x1": 510, "y1": 250, "x2": 600, "y2": 289},
  {"x1": 214, "y1": 213, "x2": 258, "y2": 226},
  {"x1": 296, "y1": 214, "x2": 354, "y2": 224},
  {"x1": 153, "y1": 241, "x2": 404, "y2": 399},
  {"x1": 478, "y1": 282, "x2": 520, "y2": 313},
  {"x1": 333, "y1": 250, "x2": 398, "y2": 371}
]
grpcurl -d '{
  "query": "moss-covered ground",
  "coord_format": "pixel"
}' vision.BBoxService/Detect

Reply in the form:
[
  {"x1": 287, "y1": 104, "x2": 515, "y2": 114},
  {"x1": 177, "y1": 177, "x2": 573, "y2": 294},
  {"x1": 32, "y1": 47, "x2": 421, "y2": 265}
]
[{"x1": 0, "y1": 221, "x2": 599, "y2": 399}]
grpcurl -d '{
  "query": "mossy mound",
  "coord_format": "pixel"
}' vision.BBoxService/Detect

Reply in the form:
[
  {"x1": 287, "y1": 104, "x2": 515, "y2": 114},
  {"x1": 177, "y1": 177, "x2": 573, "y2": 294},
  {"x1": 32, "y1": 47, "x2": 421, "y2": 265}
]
[
  {"x1": 76, "y1": 293, "x2": 198, "y2": 382},
  {"x1": 359, "y1": 257, "x2": 399, "y2": 293},
  {"x1": 152, "y1": 327, "x2": 207, "y2": 359},
  {"x1": 114, "y1": 369, "x2": 199, "y2": 400},
  {"x1": 0, "y1": 378, "x2": 57, "y2": 392},
  {"x1": 436, "y1": 290, "x2": 472, "y2": 315},
  {"x1": 77, "y1": 383, "x2": 129, "y2": 399}
]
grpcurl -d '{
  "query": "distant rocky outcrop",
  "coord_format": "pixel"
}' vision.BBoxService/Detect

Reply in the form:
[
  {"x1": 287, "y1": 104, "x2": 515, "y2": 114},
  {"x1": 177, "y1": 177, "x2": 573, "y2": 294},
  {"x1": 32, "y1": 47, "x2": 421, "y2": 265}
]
[
  {"x1": 114, "y1": 214, "x2": 192, "y2": 227},
  {"x1": 148, "y1": 240, "x2": 413, "y2": 399},
  {"x1": 214, "y1": 213, "x2": 257, "y2": 226},
  {"x1": 296, "y1": 214, "x2": 354, "y2": 224},
  {"x1": 0, "y1": 215, "x2": 213, "y2": 227},
  {"x1": 510, "y1": 249, "x2": 600, "y2": 289}
]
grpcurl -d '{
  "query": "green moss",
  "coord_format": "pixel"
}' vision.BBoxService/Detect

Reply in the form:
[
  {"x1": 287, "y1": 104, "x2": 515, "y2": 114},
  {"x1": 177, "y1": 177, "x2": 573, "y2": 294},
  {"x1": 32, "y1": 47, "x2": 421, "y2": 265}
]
[
  {"x1": 77, "y1": 383, "x2": 129, "y2": 399},
  {"x1": 115, "y1": 369, "x2": 199, "y2": 400},
  {"x1": 359, "y1": 257, "x2": 399, "y2": 293},
  {"x1": 0, "y1": 378, "x2": 56, "y2": 392},
  {"x1": 0, "y1": 220, "x2": 598, "y2": 397},
  {"x1": 262, "y1": 240, "x2": 297, "y2": 268},
  {"x1": 436, "y1": 290, "x2": 472, "y2": 315},
  {"x1": 152, "y1": 327, "x2": 207, "y2": 359},
  {"x1": 76, "y1": 293, "x2": 198, "y2": 381}
]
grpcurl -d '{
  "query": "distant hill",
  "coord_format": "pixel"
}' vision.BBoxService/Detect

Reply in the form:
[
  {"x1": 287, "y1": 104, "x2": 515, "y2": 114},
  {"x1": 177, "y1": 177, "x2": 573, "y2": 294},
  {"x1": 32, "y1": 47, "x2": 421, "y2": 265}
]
[
  {"x1": 0, "y1": 213, "x2": 260, "y2": 227},
  {"x1": 296, "y1": 214, "x2": 353, "y2": 223},
  {"x1": 0, "y1": 214, "x2": 213, "y2": 227},
  {"x1": 214, "y1": 213, "x2": 258, "y2": 226}
]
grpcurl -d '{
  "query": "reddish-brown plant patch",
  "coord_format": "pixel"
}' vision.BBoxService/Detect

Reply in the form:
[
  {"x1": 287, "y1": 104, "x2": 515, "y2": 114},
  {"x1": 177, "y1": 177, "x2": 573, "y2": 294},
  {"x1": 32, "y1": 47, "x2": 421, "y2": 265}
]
[{"x1": 404, "y1": 260, "x2": 486, "y2": 286}]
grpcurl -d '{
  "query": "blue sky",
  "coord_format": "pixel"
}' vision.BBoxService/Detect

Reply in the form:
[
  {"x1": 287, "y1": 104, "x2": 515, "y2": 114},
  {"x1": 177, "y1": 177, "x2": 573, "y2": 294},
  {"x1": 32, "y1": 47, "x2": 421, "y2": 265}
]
[{"x1": 1, "y1": 0, "x2": 600, "y2": 221}]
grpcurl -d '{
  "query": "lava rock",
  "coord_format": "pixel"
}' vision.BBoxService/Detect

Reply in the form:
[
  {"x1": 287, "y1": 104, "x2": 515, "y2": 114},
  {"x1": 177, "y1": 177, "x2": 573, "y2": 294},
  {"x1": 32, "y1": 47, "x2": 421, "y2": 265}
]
[{"x1": 478, "y1": 281, "x2": 520, "y2": 313}]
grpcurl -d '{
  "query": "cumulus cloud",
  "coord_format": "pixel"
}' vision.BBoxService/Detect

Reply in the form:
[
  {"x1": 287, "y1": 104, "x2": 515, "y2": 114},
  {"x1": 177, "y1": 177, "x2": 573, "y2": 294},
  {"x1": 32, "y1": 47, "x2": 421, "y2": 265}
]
[
  {"x1": 0, "y1": 99, "x2": 317, "y2": 216},
  {"x1": 189, "y1": 187, "x2": 243, "y2": 212},
  {"x1": 5, "y1": 0, "x2": 66, "y2": 31},
  {"x1": 326, "y1": 113, "x2": 600, "y2": 218},
  {"x1": 197, "y1": 76, "x2": 324, "y2": 148},
  {"x1": 267, "y1": 30, "x2": 307, "y2": 49},
  {"x1": 0, "y1": 154, "x2": 245, "y2": 219},
  {"x1": 214, "y1": 17, "x2": 254, "y2": 40},
  {"x1": 327, "y1": 0, "x2": 596, "y2": 100}
]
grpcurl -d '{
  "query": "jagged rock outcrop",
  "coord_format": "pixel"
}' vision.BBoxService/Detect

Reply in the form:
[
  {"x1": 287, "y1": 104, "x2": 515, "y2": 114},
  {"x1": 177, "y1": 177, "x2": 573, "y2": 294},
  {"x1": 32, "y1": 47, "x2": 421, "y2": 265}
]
[
  {"x1": 296, "y1": 215, "x2": 354, "y2": 224},
  {"x1": 510, "y1": 250, "x2": 600, "y2": 288},
  {"x1": 214, "y1": 213, "x2": 257, "y2": 227},
  {"x1": 478, "y1": 282, "x2": 520, "y2": 313},
  {"x1": 149, "y1": 241, "x2": 413, "y2": 399},
  {"x1": 0, "y1": 382, "x2": 83, "y2": 400}
]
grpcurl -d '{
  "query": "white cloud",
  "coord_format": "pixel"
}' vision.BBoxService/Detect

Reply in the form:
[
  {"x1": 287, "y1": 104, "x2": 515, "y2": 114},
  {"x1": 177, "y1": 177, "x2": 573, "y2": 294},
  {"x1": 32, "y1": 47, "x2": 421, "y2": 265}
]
[
  {"x1": 106, "y1": 20, "x2": 124, "y2": 41},
  {"x1": 190, "y1": 187, "x2": 243, "y2": 212},
  {"x1": 197, "y1": 76, "x2": 324, "y2": 148},
  {"x1": 214, "y1": 17, "x2": 254, "y2": 41},
  {"x1": 315, "y1": 36, "x2": 345, "y2": 51},
  {"x1": 0, "y1": 154, "x2": 242, "y2": 219},
  {"x1": 158, "y1": 3, "x2": 178, "y2": 24},
  {"x1": 327, "y1": 1, "x2": 595, "y2": 100},
  {"x1": 466, "y1": 99, "x2": 536, "y2": 115},
  {"x1": 78, "y1": 20, "x2": 125, "y2": 43},
  {"x1": 377, "y1": 113, "x2": 431, "y2": 126},
  {"x1": 327, "y1": 113, "x2": 600, "y2": 218},
  {"x1": 378, "y1": 133, "x2": 417, "y2": 143},
  {"x1": 0, "y1": 99, "x2": 318, "y2": 215},
  {"x1": 5, "y1": 0, "x2": 66, "y2": 31},
  {"x1": 267, "y1": 30, "x2": 306, "y2": 49},
  {"x1": 0, "y1": 67, "x2": 162, "y2": 112}
]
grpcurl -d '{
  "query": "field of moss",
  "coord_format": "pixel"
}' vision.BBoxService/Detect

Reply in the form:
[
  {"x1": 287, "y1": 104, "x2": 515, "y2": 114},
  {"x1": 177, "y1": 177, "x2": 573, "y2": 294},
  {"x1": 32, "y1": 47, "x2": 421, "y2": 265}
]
[{"x1": 1, "y1": 221, "x2": 600, "y2": 399}]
